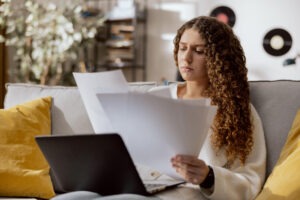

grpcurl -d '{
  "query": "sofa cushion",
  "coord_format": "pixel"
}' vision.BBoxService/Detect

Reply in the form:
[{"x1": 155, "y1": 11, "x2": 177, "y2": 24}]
[
  {"x1": 4, "y1": 82, "x2": 157, "y2": 136},
  {"x1": 4, "y1": 83, "x2": 94, "y2": 135},
  {"x1": 0, "y1": 97, "x2": 55, "y2": 199},
  {"x1": 249, "y1": 80, "x2": 300, "y2": 177},
  {"x1": 255, "y1": 109, "x2": 300, "y2": 199}
]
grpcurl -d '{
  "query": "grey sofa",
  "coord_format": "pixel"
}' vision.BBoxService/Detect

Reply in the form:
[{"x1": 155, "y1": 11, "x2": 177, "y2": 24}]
[
  {"x1": 249, "y1": 80, "x2": 300, "y2": 177},
  {"x1": 2, "y1": 80, "x2": 300, "y2": 199}
]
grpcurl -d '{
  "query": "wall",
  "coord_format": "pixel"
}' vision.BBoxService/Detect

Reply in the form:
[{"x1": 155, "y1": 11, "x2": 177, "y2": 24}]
[
  {"x1": 146, "y1": 0, "x2": 199, "y2": 82},
  {"x1": 6, "y1": 0, "x2": 300, "y2": 83},
  {"x1": 146, "y1": 0, "x2": 300, "y2": 82}
]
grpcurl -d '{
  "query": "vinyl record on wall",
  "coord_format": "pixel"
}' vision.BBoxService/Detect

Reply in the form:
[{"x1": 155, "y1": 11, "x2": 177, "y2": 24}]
[
  {"x1": 210, "y1": 6, "x2": 236, "y2": 27},
  {"x1": 263, "y1": 28, "x2": 292, "y2": 56}
]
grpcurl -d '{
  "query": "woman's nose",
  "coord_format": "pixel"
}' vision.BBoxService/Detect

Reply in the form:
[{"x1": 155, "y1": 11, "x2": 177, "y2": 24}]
[{"x1": 183, "y1": 49, "x2": 192, "y2": 63}]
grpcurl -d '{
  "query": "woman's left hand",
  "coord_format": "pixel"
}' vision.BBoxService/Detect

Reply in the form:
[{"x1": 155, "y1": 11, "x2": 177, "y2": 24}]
[{"x1": 171, "y1": 154, "x2": 209, "y2": 185}]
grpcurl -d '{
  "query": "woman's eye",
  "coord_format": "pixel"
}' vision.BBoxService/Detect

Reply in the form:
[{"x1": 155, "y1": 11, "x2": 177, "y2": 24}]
[
  {"x1": 195, "y1": 49, "x2": 204, "y2": 54},
  {"x1": 179, "y1": 47, "x2": 186, "y2": 51}
]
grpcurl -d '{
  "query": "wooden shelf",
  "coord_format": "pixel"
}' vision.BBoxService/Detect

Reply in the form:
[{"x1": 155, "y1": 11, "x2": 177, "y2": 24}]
[{"x1": 84, "y1": 0, "x2": 147, "y2": 81}]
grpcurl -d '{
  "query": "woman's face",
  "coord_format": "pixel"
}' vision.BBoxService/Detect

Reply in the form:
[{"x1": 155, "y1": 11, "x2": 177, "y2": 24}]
[{"x1": 177, "y1": 28, "x2": 208, "y2": 83}]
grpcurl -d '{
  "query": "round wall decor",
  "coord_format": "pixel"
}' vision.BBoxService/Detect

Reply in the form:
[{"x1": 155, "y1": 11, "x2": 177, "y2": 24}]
[
  {"x1": 210, "y1": 6, "x2": 236, "y2": 27},
  {"x1": 263, "y1": 28, "x2": 292, "y2": 56}
]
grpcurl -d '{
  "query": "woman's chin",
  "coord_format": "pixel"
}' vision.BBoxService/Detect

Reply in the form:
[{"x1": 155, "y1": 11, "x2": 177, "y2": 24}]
[{"x1": 181, "y1": 75, "x2": 195, "y2": 81}]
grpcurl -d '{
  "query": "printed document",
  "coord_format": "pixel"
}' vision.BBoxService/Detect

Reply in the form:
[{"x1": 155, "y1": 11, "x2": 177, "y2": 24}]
[
  {"x1": 74, "y1": 70, "x2": 217, "y2": 179},
  {"x1": 73, "y1": 70, "x2": 129, "y2": 133}
]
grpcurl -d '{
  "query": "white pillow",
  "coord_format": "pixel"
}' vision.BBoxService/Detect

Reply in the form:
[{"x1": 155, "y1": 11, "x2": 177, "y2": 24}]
[
  {"x1": 5, "y1": 83, "x2": 94, "y2": 135},
  {"x1": 4, "y1": 82, "x2": 158, "y2": 135}
]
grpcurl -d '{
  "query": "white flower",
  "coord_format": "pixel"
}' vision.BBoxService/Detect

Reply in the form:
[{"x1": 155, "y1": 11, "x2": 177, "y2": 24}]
[
  {"x1": 16, "y1": 48, "x2": 24, "y2": 56},
  {"x1": 32, "y1": 49, "x2": 42, "y2": 60},
  {"x1": 47, "y1": 3, "x2": 56, "y2": 11},
  {"x1": 88, "y1": 27, "x2": 97, "y2": 38},
  {"x1": 65, "y1": 22, "x2": 74, "y2": 33},
  {"x1": 74, "y1": 6, "x2": 82, "y2": 14},
  {"x1": 57, "y1": 15, "x2": 68, "y2": 24},
  {"x1": 73, "y1": 32, "x2": 82, "y2": 42},
  {"x1": 0, "y1": 0, "x2": 105, "y2": 83},
  {"x1": 26, "y1": 14, "x2": 33, "y2": 23},
  {"x1": 25, "y1": 0, "x2": 33, "y2": 8},
  {"x1": 31, "y1": 64, "x2": 43, "y2": 79},
  {"x1": 6, "y1": 37, "x2": 17, "y2": 45},
  {"x1": 0, "y1": 35, "x2": 5, "y2": 43}
]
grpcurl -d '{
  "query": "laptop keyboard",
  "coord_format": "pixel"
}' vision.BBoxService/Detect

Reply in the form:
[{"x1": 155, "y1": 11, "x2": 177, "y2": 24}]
[{"x1": 145, "y1": 183, "x2": 167, "y2": 193}]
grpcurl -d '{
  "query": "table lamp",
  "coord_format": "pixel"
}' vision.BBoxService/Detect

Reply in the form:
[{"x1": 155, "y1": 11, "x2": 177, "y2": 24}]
[{"x1": 283, "y1": 53, "x2": 300, "y2": 66}]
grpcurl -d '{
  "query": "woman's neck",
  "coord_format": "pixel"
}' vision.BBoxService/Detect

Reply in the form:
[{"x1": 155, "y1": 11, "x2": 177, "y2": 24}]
[{"x1": 177, "y1": 81, "x2": 208, "y2": 99}]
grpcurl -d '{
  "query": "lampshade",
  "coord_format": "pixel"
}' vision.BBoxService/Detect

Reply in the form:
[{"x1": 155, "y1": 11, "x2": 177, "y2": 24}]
[
  {"x1": 283, "y1": 58, "x2": 296, "y2": 66},
  {"x1": 283, "y1": 54, "x2": 300, "y2": 66}
]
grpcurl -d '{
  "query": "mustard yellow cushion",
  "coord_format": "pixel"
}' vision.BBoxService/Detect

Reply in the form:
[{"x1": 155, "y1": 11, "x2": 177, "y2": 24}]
[
  {"x1": 256, "y1": 109, "x2": 300, "y2": 200},
  {"x1": 0, "y1": 96, "x2": 55, "y2": 199}
]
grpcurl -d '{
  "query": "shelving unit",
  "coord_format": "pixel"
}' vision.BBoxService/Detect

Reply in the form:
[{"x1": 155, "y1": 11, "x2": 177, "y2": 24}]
[{"x1": 83, "y1": 0, "x2": 147, "y2": 82}]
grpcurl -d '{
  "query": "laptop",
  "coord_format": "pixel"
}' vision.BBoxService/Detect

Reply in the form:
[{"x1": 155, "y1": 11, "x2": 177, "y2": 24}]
[{"x1": 35, "y1": 134, "x2": 185, "y2": 196}]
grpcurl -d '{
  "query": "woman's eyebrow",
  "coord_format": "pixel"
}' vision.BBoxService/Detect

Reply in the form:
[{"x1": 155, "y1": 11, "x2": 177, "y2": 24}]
[{"x1": 179, "y1": 42, "x2": 206, "y2": 47}]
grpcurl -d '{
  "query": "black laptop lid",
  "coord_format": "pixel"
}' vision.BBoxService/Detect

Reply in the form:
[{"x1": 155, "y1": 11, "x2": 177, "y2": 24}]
[{"x1": 35, "y1": 134, "x2": 148, "y2": 196}]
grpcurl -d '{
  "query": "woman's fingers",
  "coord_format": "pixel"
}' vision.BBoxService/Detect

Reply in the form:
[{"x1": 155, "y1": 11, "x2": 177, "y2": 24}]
[
  {"x1": 174, "y1": 165, "x2": 204, "y2": 184},
  {"x1": 171, "y1": 154, "x2": 209, "y2": 184},
  {"x1": 172, "y1": 155, "x2": 205, "y2": 169}
]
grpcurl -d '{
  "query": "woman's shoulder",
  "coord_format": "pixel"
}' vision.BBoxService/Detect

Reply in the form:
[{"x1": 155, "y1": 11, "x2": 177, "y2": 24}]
[
  {"x1": 148, "y1": 85, "x2": 173, "y2": 98},
  {"x1": 148, "y1": 82, "x2": 184, "y2": 99},
  {"x1": 250, "y1": 104, "x2": 260, "y2": 119},
  {"x1": 249, "y1": 104, "x2": 264, "y2": 132},
  {"x1": 148, "y1": 85, "x2": 171, "y2": 94}
]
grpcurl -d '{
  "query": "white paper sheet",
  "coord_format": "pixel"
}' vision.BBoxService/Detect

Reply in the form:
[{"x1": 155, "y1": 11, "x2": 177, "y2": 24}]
[
  {"x1": 74, "y1": 70, "x2": 217, "y2": 179},
  {"x1": 96, "y1": 92, "x2": 217, "y2": 179},
  {"x1": 73, "y1": 70, "x2": 129, "y2": 133}
]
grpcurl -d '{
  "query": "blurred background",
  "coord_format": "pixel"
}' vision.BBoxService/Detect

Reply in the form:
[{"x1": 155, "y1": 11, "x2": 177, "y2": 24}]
[{"x1": 1, "y1": 0, "x2": 300, "y2": 90}]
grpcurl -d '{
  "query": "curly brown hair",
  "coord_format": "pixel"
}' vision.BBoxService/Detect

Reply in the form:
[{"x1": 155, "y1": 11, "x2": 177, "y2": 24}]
[{"x1": 173, "y1": 16, "x2": 253, "y2": 166}]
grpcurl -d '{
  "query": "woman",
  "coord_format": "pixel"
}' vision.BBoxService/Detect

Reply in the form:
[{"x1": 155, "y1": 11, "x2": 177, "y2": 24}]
[
  {"x1": 52, "y1": 16, "x2": 266, "y2": 200},
  {"x1": 155, "y1": 16, "x2": 266, "y2": 200}
]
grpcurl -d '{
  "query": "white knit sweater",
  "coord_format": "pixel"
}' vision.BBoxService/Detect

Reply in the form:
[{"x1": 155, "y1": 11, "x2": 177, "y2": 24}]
[{"x1": 142, "y1": 84, "x2": 266, "y2": 200}]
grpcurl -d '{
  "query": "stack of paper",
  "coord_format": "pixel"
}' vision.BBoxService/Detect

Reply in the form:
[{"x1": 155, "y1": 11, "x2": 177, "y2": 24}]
[{"x1": 73, "y1": 70, "x2": 217, "y2": 179}]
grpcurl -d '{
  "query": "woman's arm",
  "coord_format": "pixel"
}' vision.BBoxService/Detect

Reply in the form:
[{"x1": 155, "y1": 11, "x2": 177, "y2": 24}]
[
  {"x1": 202, "y1": 105, "x2": 266, "y2": 200},
  {"x1": 171, "y1": 105, "x2": 266, "y2": 200}
]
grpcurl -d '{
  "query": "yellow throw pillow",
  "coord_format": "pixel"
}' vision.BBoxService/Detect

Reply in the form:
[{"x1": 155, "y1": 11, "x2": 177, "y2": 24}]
[
  {"x1": 0, "y1": 96, "x2": 55, "y2": 199},
  {"x1": 256, "y1": 109, "x2": 300, "y2": 200}
]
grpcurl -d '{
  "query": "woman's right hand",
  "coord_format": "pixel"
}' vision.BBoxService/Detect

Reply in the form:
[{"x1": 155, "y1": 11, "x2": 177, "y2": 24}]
[{"x1": 171, "y1": 154, "x2": 210, "y2": 185}]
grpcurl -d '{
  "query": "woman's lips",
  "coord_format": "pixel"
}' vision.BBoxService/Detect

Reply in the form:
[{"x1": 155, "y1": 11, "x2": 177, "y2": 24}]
[{"x1": 180, "y1": 66, "x2": 193, "y2": 72}]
